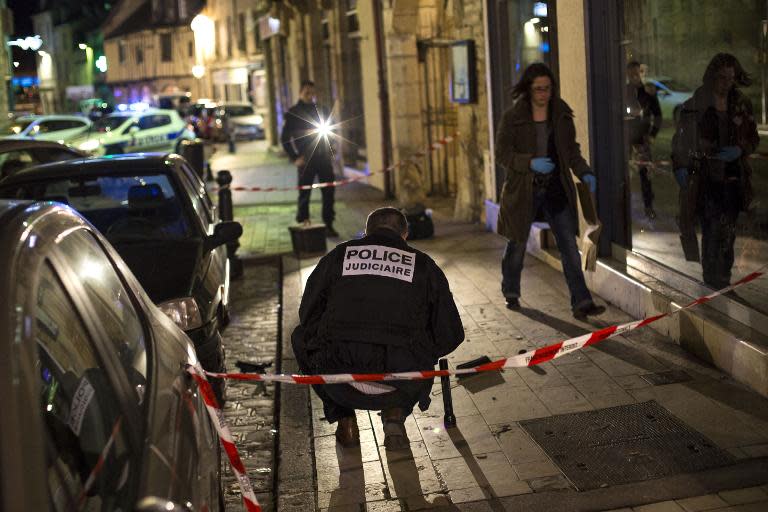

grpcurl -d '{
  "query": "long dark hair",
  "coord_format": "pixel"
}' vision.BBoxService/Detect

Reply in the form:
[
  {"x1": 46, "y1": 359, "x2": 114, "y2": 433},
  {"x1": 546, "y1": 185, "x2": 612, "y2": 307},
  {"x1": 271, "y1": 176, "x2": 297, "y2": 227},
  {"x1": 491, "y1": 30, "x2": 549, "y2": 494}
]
[
  {"x1": 511, "y1": 63, "x2": 557, "y2": 102},
  {"x1": 702, "y1": 53, "x2": 752, "y2": 89}
]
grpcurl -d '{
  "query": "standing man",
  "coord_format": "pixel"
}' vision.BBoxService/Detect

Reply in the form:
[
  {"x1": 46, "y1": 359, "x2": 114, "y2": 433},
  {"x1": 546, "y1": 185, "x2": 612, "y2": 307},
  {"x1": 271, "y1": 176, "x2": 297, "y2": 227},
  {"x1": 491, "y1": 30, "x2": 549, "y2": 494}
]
[
  {"x1": 291, "y1": 207, "x2": 464, "y2": 449},
  {"x1": 281, "y1": 80, "x2": 338, "y2": 237},
  {"x1": 625, "y1": 60, "x2": 662, "y2": 219},
  {"x1": 672, "y1": 53, "x2": 759, "y2": 289},
  {"x1": 495, "y1": 62, "x2": 605, "y2": 320}
]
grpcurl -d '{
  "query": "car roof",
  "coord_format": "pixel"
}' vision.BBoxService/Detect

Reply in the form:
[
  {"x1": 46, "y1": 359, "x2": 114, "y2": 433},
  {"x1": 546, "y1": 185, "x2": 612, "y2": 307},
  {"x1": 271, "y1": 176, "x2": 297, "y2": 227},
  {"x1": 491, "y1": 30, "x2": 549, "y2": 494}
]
[
  {"x1": 108, "y1": 108, "x2": 178, "y2": 117},
  {"x1": 0, "y1": 153, "x2": 180, "y2": 184},
  {"x1": 15, "y1": 114, "x2": 88, "y2": 122},
  {"x1": 0, "y1": 139, "x2": 87, "y2": 154}
]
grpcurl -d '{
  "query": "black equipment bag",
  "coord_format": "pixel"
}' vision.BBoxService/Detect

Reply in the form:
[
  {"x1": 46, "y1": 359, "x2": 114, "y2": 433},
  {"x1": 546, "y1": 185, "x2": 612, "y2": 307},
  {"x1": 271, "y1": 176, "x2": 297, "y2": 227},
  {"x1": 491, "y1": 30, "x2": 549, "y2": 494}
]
[{"x1": 403, "y1": 205, "x2": 434, "y2": 240}]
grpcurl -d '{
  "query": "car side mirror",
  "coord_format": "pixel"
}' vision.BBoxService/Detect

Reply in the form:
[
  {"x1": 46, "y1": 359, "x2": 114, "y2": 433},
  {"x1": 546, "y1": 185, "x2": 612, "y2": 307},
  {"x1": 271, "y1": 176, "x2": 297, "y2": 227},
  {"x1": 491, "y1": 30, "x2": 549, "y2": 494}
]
[{"x1": 204, "y1": 221, "x2": 242, "y2": 252}]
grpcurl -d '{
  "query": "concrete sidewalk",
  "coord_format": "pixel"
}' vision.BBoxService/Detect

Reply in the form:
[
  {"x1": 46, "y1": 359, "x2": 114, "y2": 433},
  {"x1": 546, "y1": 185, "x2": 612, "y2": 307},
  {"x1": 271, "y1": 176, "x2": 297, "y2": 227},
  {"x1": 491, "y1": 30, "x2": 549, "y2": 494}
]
[{"x1": 276, "y1": 197, "x2": 768, "y2": 512}]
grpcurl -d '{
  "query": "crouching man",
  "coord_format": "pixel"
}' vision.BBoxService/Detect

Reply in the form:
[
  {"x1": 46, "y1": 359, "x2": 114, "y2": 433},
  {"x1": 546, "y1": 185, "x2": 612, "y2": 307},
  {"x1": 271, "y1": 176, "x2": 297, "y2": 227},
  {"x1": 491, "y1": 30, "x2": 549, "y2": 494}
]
[{"x1": 292, "y1": 207, "x2": 464, "y2": 449}]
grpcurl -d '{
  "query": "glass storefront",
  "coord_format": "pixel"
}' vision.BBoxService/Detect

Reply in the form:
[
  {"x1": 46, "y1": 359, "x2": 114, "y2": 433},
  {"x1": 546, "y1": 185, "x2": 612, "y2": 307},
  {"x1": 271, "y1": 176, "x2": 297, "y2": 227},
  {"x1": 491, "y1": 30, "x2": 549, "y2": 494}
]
[
  {"x1": 620, "y1": 1, "x2": 768, "y2": 313},
  {"x1": 488, "y1": 0, "x2": 557, "y2": 197}
]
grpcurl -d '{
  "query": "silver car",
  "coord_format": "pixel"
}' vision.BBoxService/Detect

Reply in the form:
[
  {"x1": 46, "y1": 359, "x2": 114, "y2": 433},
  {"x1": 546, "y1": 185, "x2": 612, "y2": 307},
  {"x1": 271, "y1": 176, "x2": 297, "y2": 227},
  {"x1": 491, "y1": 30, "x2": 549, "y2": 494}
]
[{"x1": 0, "y1": 200, "x2": 222, "y2": 511}]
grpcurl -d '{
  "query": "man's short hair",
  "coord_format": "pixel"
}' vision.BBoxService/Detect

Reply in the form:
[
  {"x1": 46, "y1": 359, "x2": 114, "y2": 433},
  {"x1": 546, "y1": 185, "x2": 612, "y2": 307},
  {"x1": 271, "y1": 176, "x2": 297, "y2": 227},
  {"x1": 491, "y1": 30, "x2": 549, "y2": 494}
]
[
  {"x1": 366, "y1": 207, "x2": 408, "y2": 235},
  {"x1": 300, "y1": 80, "x2": 315, "y2": 89},
  {"x1": 626, "y1": 60, "x2": 641, "y2": 71}
]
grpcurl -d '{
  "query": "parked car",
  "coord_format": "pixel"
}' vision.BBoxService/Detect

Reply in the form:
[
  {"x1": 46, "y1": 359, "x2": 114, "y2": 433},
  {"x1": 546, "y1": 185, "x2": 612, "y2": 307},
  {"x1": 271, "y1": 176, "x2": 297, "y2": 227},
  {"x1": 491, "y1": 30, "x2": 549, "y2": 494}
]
[
  {"x1": 70, "y1": 108, "x2": 195, "y2": 156},
  {"x1": 645, "y1": 76, "x2": 694, "y2": 125},
  {"x1": 0, "y1": 199, "x2": 222, "y2": 511},
  {"x1": 0, "y1": 153, "x2": 242, "y2": 402},
  {"x1": 0, "y1": 139, "x2": 86, "y2": 178},
  {"x1": 1, "y1": 114, "x2": 92, "y2": 143},
  {"x1": 211, "y1": 102, "x2": 265, "y2": 141}
]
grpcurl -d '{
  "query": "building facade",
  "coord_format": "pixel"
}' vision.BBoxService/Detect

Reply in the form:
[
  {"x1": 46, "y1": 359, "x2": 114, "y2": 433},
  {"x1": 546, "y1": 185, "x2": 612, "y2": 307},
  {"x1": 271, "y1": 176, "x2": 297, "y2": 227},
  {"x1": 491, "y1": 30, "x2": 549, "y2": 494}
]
[
  {"x1": 32, "y1": 0, "x2": 110, "y2": 114},
  {"x1": 102, "y1": 0, "x2": 203, "y2": 104}
]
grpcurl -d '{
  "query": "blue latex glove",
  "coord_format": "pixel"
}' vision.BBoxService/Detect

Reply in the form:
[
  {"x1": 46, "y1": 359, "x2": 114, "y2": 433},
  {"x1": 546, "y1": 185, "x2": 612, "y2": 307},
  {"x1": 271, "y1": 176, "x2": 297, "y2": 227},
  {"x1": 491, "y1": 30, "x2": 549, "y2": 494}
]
[
  {"x1": 581, "y1": 173, "x2": 597, "y2": 194},
  {"x1": 675, "y1": 168, "x2": 688, "y2": 188},
  {"x1": 530, "y1": 157, "x2": 555, "y2": 175},
  {"x1": 715, "y1": 145, "x2": 742, "y2": 162}
]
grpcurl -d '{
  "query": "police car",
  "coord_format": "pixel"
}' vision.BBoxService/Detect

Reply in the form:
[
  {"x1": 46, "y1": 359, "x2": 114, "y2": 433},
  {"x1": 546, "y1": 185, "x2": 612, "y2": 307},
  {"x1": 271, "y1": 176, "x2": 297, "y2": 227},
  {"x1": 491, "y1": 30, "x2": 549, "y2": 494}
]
[
  {"x1": 70, "y1": 108, "x2": 195, "y2": 156},
  {"x1": 2, "y1": 115, "x2": 91, "y2": 144}
]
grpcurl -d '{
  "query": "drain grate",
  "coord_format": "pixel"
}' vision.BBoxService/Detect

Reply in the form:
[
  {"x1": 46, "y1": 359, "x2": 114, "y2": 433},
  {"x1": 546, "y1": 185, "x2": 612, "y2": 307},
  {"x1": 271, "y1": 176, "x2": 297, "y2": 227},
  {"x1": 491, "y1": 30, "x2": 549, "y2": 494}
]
[
  {"x1": 519, "y1": 400, "x2": 734, "y2": 491},
  {"x1": 640, "y1": 369, "x2": 692, "y2": 386}
]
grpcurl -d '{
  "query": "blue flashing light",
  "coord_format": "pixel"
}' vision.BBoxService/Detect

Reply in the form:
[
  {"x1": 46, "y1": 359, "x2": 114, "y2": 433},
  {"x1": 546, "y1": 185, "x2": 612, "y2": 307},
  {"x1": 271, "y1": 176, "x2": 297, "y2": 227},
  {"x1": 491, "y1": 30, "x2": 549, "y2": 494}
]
[
  {"x1": 540, "y1": 42, "x2": 550, "y2": 53},
  {"x1": 12, "y1": 76, "x2": 39, "y2": 87}
]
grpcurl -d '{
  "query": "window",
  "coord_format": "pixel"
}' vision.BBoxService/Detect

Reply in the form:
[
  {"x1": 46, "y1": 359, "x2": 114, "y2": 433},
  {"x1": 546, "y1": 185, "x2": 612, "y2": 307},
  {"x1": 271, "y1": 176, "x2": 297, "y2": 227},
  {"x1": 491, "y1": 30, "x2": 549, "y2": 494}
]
[
  {"x1": 618, "y1": 1, "x2": 768, "y2": 311},
  {"x1": 179, "y1": 163, "x2": 214, "y2": 223},
  {"x1": 238, "y1": 13, "x2": 246, "y2": 52},
  {"x1": 32, "y1": 263, "x2": 135, "y2": 511},
  {"x1": 252, "y1": 11, "x2": 263, "y2": 51},
  {"x1": 226, "y1": 16, "x2": 233, "y2": 57},
  {"x1": 188, "y1": 40, "x2": 194, "y2": 58},
  {"x1": 215, "y1": 20, "x2": 220, "y2": 57},
  {"x1": 345, "y1": 0, "x2": 360, "y2": 35},
  {"x1": 0, "y1": 150, "x2": 41, "y2": 177},
  {"x1": 136, "y1": 46, "x2": 144, "y2": 64},
  {"x1": 161, "y1": 33, "x2": 173, "y2": 62},
  {"x1": 57, "y1": 230, "x2": 148, "y2": 389},
  {"x1": 5, "y1": 174, "x2": 194, "y2": 241},
  {"x1": 138, "y1": 114, "x2": 171, "y2": 130},
  {"x1": 118, "y1": 42, "x2": 126, "y2": 63}
]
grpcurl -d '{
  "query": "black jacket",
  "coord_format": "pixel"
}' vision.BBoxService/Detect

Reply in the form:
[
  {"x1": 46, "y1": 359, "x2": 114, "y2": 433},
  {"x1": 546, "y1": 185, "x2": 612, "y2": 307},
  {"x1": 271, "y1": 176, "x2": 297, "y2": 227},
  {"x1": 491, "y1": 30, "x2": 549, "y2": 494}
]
[
  {"x1": 280, "y1": 100, "x2": 333, "y2": 167},
  {"x1": 625, "y1": 83, "x2": 662, "y2": 144},
  {"x1": 293, "y1": 229, "x2": 464, "y2": 374}
]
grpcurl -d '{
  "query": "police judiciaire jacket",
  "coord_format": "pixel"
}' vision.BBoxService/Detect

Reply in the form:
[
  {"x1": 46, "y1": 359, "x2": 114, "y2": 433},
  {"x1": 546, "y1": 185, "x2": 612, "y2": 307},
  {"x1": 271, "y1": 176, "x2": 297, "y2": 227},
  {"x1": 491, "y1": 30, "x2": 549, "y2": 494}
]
[{"x1": 293, "y1": 229, "x2": 465, "y2": 373}]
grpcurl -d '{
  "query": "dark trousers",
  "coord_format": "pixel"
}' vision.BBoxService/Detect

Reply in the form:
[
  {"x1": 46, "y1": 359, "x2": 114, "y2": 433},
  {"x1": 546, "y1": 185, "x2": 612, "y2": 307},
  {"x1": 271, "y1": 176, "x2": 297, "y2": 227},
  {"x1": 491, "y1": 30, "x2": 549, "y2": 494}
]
[
  {"x1": 297, "y1": 164, "x2": 335, "y2": 225},
  {"x1": 701, "y1": 199, "x2": 739, "y2": 290},
  {"x1": 632, "y1": 143, "x2": 654, "y2": 208},
  {"x1": 501, "y1": 188, "x2": 592, "y2": 309}
]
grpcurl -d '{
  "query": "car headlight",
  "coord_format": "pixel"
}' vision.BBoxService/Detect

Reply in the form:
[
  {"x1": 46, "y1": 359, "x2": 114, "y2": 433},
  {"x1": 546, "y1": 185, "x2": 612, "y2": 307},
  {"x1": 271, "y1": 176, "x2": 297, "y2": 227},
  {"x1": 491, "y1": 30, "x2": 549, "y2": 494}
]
[
  {"x1": 78, "y1": 139, "x2": 100, "y2": 152},
  {"x1": 159, "y1": 297, "x2": 203, "y2": 331}
]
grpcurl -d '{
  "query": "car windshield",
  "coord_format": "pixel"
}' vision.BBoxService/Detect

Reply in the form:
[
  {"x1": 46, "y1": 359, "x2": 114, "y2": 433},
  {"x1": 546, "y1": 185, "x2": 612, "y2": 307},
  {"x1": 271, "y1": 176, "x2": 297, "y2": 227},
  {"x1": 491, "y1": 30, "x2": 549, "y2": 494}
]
[
  {"x1": 4, "y1": 119, "x2": 34, "y2": 135},
  {"x1": 225, "y1": 105, "x2": 254, "y2": 116},
  {"x1": 2, "y1": 174, "x2": 193, "y2": 241},
  {"x1": 92, "y1": 115, "x2": 130, "y2": 133}
]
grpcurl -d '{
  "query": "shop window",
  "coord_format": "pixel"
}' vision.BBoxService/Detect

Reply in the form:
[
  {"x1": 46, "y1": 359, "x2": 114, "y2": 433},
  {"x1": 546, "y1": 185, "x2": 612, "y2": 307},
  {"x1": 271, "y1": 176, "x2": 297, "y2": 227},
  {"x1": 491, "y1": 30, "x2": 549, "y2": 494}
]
[{"x1": 619, "y1": 1, "x2": 768, "y2": 311}]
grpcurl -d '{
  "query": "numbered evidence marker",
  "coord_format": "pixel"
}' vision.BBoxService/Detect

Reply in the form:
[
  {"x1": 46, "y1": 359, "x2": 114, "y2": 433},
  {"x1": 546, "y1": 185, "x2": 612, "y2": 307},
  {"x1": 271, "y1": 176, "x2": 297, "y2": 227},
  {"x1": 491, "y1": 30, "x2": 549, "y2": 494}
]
[{"x1": 342, "y1": 245, "x2": 416, "y2": 283}]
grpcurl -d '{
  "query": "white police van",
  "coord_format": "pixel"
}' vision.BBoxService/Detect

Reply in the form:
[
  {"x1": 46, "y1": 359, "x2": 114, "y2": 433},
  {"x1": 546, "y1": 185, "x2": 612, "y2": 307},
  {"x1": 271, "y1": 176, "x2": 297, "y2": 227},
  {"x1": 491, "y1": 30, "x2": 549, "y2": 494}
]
[{"x1": 71, "y1": 108, "x2": 195, "y2": 156}]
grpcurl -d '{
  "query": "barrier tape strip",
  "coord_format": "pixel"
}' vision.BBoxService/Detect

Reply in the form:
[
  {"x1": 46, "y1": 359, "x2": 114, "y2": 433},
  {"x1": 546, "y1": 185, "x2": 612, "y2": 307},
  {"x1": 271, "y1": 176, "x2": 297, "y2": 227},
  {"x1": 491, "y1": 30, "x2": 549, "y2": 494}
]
[
  {"x1": 77, "y1": 417, "x2": 123, "y2": 507},
  {"x1": 211, "y1": 133, "x2": 458, "y2": 193},
  {"x1": 203, "y1": 266, "x2": 765, "y2": 385},
  {"x1": 187, "y1": 364, "x2": 261, "y2": 512},
  {"x1": 631, "y1": 151, "x2": 768, "y2": 171},
  {"x1": 183, "y1": 267, "x2": 764, "y2": 512}
]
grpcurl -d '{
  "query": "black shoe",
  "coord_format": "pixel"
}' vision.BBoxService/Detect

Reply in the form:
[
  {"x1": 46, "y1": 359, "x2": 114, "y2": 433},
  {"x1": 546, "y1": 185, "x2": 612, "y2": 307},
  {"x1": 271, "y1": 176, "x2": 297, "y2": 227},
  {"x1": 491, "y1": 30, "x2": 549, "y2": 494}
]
[
  {"x1": 573, "y1": 301, "x2": 606, "y2": 320},
  {"x1": 326, "y1": 225, "x2": 339, "y2": 237},
  {"x1": 505, "y1": 298, "x2": 521, "y2": 311}
]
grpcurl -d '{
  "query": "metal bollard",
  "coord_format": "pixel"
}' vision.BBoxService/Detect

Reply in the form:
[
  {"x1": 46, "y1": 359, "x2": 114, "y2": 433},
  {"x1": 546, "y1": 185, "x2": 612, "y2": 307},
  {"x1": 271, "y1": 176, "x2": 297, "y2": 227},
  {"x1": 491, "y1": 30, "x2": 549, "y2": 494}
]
[
  {"x1": 180, "y1": 138, "x2": 206, "y2": 180},
  {"x1": 439, "y1": 358, "x2": 457, "y2": 428},
  {"x1": 216, "y1": 170, "x2": 243, "y2": 279}
]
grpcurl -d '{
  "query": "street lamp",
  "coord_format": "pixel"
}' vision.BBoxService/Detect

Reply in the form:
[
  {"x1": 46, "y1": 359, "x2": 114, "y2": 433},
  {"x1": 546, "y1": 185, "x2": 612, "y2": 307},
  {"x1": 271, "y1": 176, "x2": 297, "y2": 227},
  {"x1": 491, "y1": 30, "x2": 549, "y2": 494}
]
[{"x1": 191, "y1": 14, "x2": 215, "y2": 98}]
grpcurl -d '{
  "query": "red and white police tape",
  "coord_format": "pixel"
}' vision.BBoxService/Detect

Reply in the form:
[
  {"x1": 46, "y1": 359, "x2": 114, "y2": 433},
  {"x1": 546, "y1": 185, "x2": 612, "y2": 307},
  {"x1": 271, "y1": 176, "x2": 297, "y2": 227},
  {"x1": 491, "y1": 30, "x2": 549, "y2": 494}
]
[
  {"x1": 187, "y1": 267, "x2": 765, "y2": 512},
  {"x1": 212, "y1": 132, "x2": 458, "y2": 193},
  {"x1": 631, "y1": 151, "x2": 768, "y2": 171},
  {"x1": 203, "y1": 266, "x2": 765, "y2": 384},
  {"x1": 187, "y1": 364, "x2": 261, "y2": 512}
]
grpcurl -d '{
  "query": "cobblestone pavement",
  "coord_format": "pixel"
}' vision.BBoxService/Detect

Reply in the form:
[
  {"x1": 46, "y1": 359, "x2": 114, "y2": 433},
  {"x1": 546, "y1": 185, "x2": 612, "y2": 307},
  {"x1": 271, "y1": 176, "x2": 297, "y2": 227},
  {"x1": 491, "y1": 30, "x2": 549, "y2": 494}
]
[{"x1": 220, "y1": 259, "x2": 281, "y2": 511}]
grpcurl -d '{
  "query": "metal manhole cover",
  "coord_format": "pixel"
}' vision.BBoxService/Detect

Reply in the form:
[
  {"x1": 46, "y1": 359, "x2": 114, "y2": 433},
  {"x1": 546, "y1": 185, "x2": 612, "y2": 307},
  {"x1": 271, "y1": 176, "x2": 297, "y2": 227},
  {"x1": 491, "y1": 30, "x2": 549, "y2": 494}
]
[
  {"x1": 519, "y1": 400, "x2": 734, "y2": 491},
  {"x1": 640, "y1": 369, "x2": 692, "y2": 386}
]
